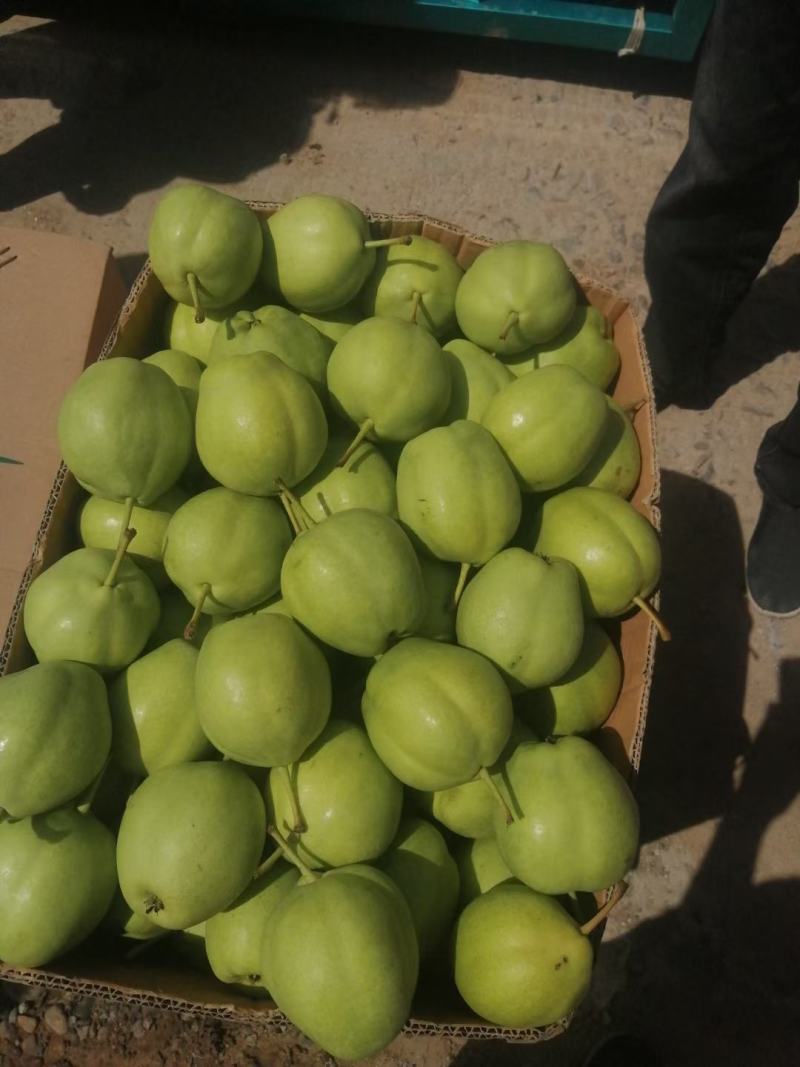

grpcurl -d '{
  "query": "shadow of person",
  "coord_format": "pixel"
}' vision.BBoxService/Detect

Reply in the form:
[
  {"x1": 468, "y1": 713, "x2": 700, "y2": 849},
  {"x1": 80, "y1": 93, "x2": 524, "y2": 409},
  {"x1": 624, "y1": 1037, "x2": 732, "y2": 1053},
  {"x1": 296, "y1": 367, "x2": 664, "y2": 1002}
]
[
  {"x1": 706, "y1": 254, "x2": 800, "y2": 406},
  {"x1": 636, "y1": 469, "x2": 752, "y2": 844},
  {"x1": 602, "y1": 657, "x2": 800, "y2": 1066},
  {"x1": 448, "y1": 661, "x2": 800, "y2": 1067},
  {"x1": 0, "y1": 9, "x2": 459, "y2": 214}
]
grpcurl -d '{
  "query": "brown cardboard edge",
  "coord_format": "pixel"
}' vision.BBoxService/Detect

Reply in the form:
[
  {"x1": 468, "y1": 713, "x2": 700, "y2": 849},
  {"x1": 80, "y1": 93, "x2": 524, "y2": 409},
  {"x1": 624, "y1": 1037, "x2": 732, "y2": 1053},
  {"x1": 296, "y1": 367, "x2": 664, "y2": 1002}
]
[{"x1": 1, "y1": 207, "x2": 660, "y2": 1043}]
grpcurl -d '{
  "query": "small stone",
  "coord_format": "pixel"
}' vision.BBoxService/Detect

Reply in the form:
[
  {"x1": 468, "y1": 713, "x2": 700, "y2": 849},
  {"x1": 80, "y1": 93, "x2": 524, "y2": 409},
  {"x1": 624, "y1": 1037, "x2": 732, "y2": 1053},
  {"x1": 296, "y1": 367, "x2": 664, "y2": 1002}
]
[
  {"x1": 76, "y1": 1024, "x2": 90, "y2": 1040},
  {"x1": 17, "y1": 1014, "x2": 37, "y2": 1034},
  {"x1": 44, "y1": 1005, "x2": 68, "y2": 1036},
  {"x1": 8, "y1": 1007, "x2": 17, "y2": 1025},
  {"x1": 142, "y1": 1016, "x2": 153, "y2": 1031},
  {"x1": 132, "y1": 1020, "x2": 146, "y2": 1039},
  {"x1": 21, "y1": 1034, "x2": 39, "y2": 1056}
]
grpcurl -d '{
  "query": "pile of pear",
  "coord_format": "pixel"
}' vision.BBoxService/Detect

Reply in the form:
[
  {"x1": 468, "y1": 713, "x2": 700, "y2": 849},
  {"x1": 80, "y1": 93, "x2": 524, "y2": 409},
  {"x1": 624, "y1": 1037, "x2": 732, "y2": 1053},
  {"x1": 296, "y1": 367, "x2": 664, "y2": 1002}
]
[{"x1": 0, "y1": 186, "x2": 666, "y2": 1062}]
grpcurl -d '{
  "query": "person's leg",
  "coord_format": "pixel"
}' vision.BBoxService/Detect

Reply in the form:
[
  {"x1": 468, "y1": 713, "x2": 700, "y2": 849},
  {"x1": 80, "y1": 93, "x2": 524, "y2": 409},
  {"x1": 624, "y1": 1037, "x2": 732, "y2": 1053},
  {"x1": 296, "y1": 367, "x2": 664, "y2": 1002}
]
[
  {"x1": 747, "y1": 388, "x2": 800, "y2": 615},
  {"x1": 644, "y1": 0, "x2": 800, "y2": 408}
]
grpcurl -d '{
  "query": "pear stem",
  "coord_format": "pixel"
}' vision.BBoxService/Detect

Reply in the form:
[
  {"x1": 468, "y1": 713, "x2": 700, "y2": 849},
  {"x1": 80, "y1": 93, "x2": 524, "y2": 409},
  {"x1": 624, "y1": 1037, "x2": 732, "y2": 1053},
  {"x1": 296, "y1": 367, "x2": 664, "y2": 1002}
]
[
  {"x1": 336, "y1": 419, "x2": 375, "y2": 468},
  {"x1": 579, "y1": 880, "x2": 629, "y2": 937},
  {"x1": 103, "y1": 527, "x2": 136, "y2": 588},
  {"x1": 252, "y1": 846, "x2": 284, "y2": 881},
  {"x1": 410, "y1": 289, "x2": 421, "y2": 324},
  {"x1": 477, "y1": 766, "x2": 514, "y2": 825},
  {"x1": 275, "y1": 479, "x2": 311, "y2": 535},
  {"x1": 278, "y1": 764, "x2": 307, "y2": 833},
  {"x1": 632, "y1": 595, "x2": 671, "y2": 642},
  {"x1": 267, "y1": 824, "x2": 319, "y2": 882},
  {"x1": 184, "y1": 583, "x2": 211, "y2": 640},
  {"x1": 363, "y1": 235, "x2": 413, "y2": 250},
  {"x1": 116, "y1": 497, "x2": 136, "y2": 553},
  {"x1": 280, "y1": 492, "x2": 302, "y2": 535},
  {"x1": 453, "y1": 561, "x2": 471, "y2": 607},
  {"x1": 186, "y1": 272, "x2": 205, "y2": 324},
  {"x1": 498, "y1": 310, "x2": 519, "y2": 342},
  {"x1": 316, "y1": 491, "x2": 333, "y2": 519}
]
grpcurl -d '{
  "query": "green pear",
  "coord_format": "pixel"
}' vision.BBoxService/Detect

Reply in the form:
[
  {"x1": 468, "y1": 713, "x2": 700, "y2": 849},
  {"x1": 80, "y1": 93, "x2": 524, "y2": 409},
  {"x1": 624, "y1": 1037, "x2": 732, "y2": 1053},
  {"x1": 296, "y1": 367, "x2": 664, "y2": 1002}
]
[
  {"x1": 196, "y1": 351, "x2": 328, "y2": 495},
  {"x1": 0, "y1": 662, "x2": 111, "y2": 817},
  {"x1": 300, "y1": 302, "x2": 362, "y2": 345},
  {"x1": 455, "y1": 836, "x2": 514, "y2": 906},
  {"x1": 78, "y1": 486, "x2": 187, "y2": 587},
  {"x1": 163, "y1": 487, "x2": 292, "y2": 620},
  {"x1": 293, "y1": 433, "x2": 397, "y2": 523},
  {"x1": 143, "y1": 348, "x2": 203, "y2": 397},
  {"x1": 0, "y1": 808, "x2": 116, "y2": 967},
  {"x1": 109, "y1": 639, "x2": 213, "y2": 776},
  {"x1": 531, "y1": 487, "x2": 663, "y2": 622},
  {"x1": 482, "y1": 364, "x2": 608, "y2": 492},
  {"x1": 361, "y1": 234, "x2": 463, "y2": 338},
  {"x1": 117, "y1": 761, "x2": 266, "y2": 929},
  {"x1": 524, "y1": 305, "x2": 620, "y2": 390},
  {"x1": 143, "y1": 350, "x2": 206, "y2": 491},
  {"x1": 456, "y1": 548, "x2": 584, "y2": 691},
  {"x1": 517, "y1": 622, "x2": 622, "y2": 736},
  {"x1": 147, "y1": 585, "x2": 214, "y2": 650},
  {"x1": 326, "y1": 316, "x2": 451, "y2": 454},
  {"x1": 454, "y1": 883, "x2": 593, "y2": 1027},
  {"x1": 396, "y1": 421, "x2": 521, "y2": 575},
  {"x1": 148, "y1": 185, "x2": 263, "y2": 320},
  {"x1": 58, "y1": 357, "x2": 192, "y2": 506},
  {"x1": 252, "y1": 596, "x2": 347, "y2": 677},
  {"x1": 362, "y1": 637, "x2": 513, "y2": 791},
  {"x1": 570, "y1": 397, "x2": 641, "y2": 498},
  {"x1": 261, "y1": 862, "x2": 418, "y2": 1061},
  {"x1": 205, "y1": 859, "x2": 300, "y2": 992},
  {"x1": 455, "y1": 241, "x2": 577, "y2": 356},
  {"x1": 209, "y1": 306, "x2": 331, "y2": 398},
  {"x1": 377, "y1": 817, "x2": 459, "y2": 960},
  {"x1": 443, "y1": 338, "x2": 513, "y2": 422},
  {"x1": 23, "y1": 546, "x2": 159, "y2": 672},
  {"x1": 417, "y1": 719, "x2": 534, "y2": 839},
  {"x1": 196, "y1": 613, "x2": 331, "y2": 766},
  {"x1": 281, "y1": 509, "x2": 425, "y2": 656},
  {"x1": 164, "y1": 301, "x2": 236, "y2": 365},
  {"x1": 267, "y1": 719, "x2": 402, "y2": 868},
  {"x1": 261, "y1": 195, "x2": 403, "y2": 313},
  {"x1": 103, "y1": 891, "x2": 163, "y2": 941},
  {"x1": 416, "y1": 555, "x2": 458, "y2": 641},
  {"x1": 495, "y1": 737, "x2": 639, "y2": 893}
]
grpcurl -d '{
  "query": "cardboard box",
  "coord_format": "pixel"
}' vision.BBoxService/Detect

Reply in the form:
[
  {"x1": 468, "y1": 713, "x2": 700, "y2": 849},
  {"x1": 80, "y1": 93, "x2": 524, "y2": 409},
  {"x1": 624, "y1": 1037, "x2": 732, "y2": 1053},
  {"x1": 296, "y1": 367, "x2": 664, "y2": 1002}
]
[
  {"x1": 0, "y1": 226, "x2": 127, "y2": 672},
  {"x1": 0, "y1": 209, "x2": 660, "y2": 1045}
]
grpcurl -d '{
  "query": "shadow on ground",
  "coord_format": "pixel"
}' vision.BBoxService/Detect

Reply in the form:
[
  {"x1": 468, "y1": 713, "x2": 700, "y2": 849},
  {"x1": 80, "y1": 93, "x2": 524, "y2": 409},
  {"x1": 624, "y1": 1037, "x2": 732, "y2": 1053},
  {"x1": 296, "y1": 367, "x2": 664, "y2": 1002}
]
[
  {"x1": 1, "y1": 3, "x2": 693, "y2": 217},
  {"x1": 453, "y1": 472, "x2": 800, "y2": 1066},
  {"x1": 709, "y1": 254, "x2": 800, "y2": 407}
]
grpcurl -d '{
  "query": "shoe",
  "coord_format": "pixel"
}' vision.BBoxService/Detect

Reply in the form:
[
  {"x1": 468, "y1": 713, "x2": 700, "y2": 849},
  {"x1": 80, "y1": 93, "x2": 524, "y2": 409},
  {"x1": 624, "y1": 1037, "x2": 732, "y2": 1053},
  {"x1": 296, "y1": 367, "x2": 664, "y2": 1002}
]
[
  {"x1": 583, "y1": 1033, "x2": 663, "y2": 1067},
  {"x1": 746, "y1": 495, "x2": 800, "y2": 616}
]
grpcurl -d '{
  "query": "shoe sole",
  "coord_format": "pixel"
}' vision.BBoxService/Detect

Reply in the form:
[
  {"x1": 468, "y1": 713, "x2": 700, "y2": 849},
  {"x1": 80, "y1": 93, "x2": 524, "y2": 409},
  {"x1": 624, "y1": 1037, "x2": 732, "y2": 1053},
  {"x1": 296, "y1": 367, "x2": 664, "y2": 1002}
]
[{"x1": 746, "y1": 584, "x2": 800, "y2": 619}]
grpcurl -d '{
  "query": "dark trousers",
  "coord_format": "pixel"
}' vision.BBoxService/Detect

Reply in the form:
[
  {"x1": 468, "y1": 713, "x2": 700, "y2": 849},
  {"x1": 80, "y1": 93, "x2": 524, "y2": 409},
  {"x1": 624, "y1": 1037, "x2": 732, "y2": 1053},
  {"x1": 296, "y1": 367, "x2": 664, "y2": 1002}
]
[{"x1": 644, "y1": 0, "x2": 800, "y2": 505}]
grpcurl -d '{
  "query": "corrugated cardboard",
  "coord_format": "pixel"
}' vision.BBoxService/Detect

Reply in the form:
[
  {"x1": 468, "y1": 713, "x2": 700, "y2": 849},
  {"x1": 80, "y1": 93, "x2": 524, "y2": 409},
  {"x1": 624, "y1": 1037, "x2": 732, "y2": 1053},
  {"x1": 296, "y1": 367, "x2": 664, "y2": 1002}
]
[
  {"x1": 0, "y1": 226, "x2": 127, "y2": 670},
  {"x1": 0, "y1": 209, "x2": 660, "y2": 1045}
]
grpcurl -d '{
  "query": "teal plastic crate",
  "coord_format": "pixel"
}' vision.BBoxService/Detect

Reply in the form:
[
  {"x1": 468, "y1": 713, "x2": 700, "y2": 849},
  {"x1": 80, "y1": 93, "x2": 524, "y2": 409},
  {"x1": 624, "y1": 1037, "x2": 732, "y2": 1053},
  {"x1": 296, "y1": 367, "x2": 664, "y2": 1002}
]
[{"x1": 261, "y1": 0, "x2": 714, "y2": 61}]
